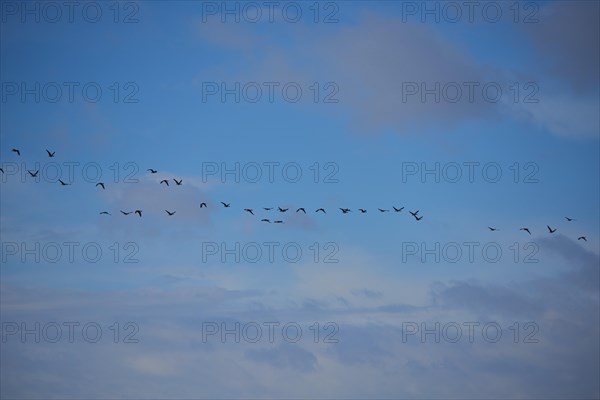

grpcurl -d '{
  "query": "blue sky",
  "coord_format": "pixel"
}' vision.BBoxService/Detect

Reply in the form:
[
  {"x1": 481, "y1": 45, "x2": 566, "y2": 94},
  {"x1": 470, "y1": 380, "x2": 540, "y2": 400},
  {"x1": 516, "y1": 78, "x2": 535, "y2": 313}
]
[{"x1": 1, "y1": 1, "x2": 599, "y2": 398}]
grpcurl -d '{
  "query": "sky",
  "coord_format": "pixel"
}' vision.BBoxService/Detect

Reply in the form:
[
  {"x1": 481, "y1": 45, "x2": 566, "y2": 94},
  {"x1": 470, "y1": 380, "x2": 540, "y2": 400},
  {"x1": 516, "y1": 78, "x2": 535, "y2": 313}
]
[{"x1": 0, "y1": 0, "x2": 599, "y2": 398}]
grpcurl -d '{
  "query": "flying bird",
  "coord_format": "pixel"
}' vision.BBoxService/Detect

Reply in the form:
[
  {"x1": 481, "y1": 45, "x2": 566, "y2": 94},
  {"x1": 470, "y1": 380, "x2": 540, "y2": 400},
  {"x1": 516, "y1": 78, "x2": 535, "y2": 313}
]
[
  {"x1": 414, "y1": 215, "x2": 423, "y2": 221},
  {"x1": 160, "y1": 179, "x2": 169, "y2": 186},
  {"x1": 578, "y1": 236, "x2": 587, "y2": 241},
  {"x1": 316, "y1": 208, "x2": 326, "y2": 213},
  {"x1": 547, "y1": 225, "x2": 557, "y2": 233},
  {"x1": 173, "y1": 179, "x2": 182, "y2": 186},
  {"x1": 11, "y1": 148, "x2": 20, "y2": 156},
  {"x1": 58, "y1": 179, "x2": 70, "y2": 186},
  {"x1": 488, "y1": 227, "x2": 499, "y2": 231},
  {"x1": 165, "y1": 210, "x2": 176, "y2": 216},
  {"x1": 297, "y1": 208, "x2": 306, "y2": 213},
  {"x1": 46, "y1": 149, "x2": 55, "y2": 157},
  {"x1": 340, "y1": 208, "x2": 351, "y2": 214},
  {"x1": 135, "y1": 210, "x2": 142, "y2": 217},
  {"x1": 393, "y1": 206, "x2": 404, "y2": 212},
  {"x1": 520, "y1": 228, "x2": 531, "y2": 235},
  {"x1": 565, "y1": 217, "x2": 575, "y2": 222},
  {"x1": 200, "y1": 202, "x2": 207, "y2": 208},
  {"x1": 244, "y1": 208, "x2": 254, "y2": 215},
  {"x1": 278, "y1": 207, "x2": 289, "y2": 212},
  {"x1": 221, "y1": 202, "x2": 231, "y2": 208},
  {"x1": 27, "y1": 170, "x2": 39, "y2": 177},
  {"x1": 263, "y1": 207, "x2": 273, "y2": 211},
  {"x1": 120, "y1": 211, "x2": 132, "y2": 215},
  {"x1": 274, "y1": 220, "x2": 284, "y2": 224},
  {"x1": 147, "y1": 169, "x2": 157, "y2": 174},
  {"x1": 409, "y1": 210, "x2": 420, "y2": 217},
  {"x1": 359, "y1": 209, "x2": 367, "y2": 213},
  {"x1": 261, "y1": 219, "x2": 271, "y2": 223},
  {"x1": 96, "y1": 182, "x2": 105, "y2": 189},
  {"x1": 99, "y1": 211, "x2": 111, "y2": 215},
  {"x1": 0, "y1": 168, "x2": 4, "y2": 173},
  {"x1": 378, "y1": 208, "x2": 389, "y2": 212}
]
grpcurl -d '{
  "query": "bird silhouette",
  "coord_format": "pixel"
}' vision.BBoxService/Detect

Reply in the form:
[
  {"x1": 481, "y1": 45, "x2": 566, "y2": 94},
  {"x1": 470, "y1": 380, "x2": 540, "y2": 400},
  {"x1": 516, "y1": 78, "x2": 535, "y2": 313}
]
[
  {"x1": 100, "y1": 211, "x2": 111, "y2": 215},
  {"x1": 165, "y1": 210, "x2": 176, "y2": 216},
  {"x1": 393, "y1": 206, "x2": 404, "y2": 212},
  {"x1": 135, "y1": 210, "x2": 142, "y2": 217},
  {"x1": 547, "y1": 225, "x2": 557, "y2": 233},
  {"x1": 274, "y1": 220, "x2": 284, "y2": 224},
  {"x1": 316, "y1": 208, "x2": 326, "y2": 214},
  {"x1": 340, "y1": 208, "x2": 351, "y2": 214},
  {"x1": 160, "y1": 179, "x2": 169, "y2": 186},
  {"x1": 173, "y1": 179, "x2": 182, "y2": 186},
  {"x1": 46, "y1": 149, "x2": 55, "y2": 157},
  {"x1": 409, "y1": 210, "x2": 420, "y2": 217},
  {"x1": 520, "y1": 228, "x2": 531, "y2": 235},
  {"x1": 27, "y1": 170, "x2": 39, "y2": 177},
  {"x1": 244, "y1": 208, "x2": 254, "y2": 215},
  {"x1": 565, "y1": 217, "x2": 575, "y2": 222},
  {"x1": 96, "y1": 182, "x2": 105, "y2": 189},
  {"x1": 263, "y1": 207, "x2": 273, "y2": 211},
  {"x1": 278, "y1": 207, "x2": 289, "y2": 212},
  {"x1": 378, "y1": 208, "x2": 389, "y2": 212},
  {"x1": 297, "y1": 208, "x2": 306, "y2": 213},
  {"x1": 221, "y1": 202, "x2": 230, "y2": 208},
  {"x1": 120, "y1": 211, "x2": 132, "y2": 215},
  {"x1": 11, "y1": 148, "x2": 20, "y2": 156},
  {"x1": 58, "y1": 179, "x2": 70, "y2": 186},
  {"x1": 578, "y1": 236, "x2": 587, "y2": 241},
  {"x1": 200, "y1": 202, "x2": 207, "y2": 208},
  {"x1": 414, "y1": 215, "x2": 423, "y2": 221},
  {"x1": 488, "y1": 227, "x2": 499, "y2": 231},
  {"x1": 261, "y1": 219, "x2": 271, "y2": 223},
  {"x1": 0, "y1": 168, "x2": 4, "y2": 173},
  {"x1": 359, "y1": 209, "x2": 367, "y2": 213},
  {"x1": 147, "y1": 169, "x2": 158, "y2": 174}
]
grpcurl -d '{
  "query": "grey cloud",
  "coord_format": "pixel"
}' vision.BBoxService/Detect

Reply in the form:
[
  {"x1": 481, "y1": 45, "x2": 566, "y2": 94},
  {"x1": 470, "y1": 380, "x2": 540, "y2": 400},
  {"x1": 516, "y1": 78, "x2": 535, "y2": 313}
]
[
  {"x1": 245, "y1": 343, "x2": 318, "y2": 372},
  {"x1": 537, "y1": 234, "x2": 600, "y2": 292},
  {"x1": 192, "y1": 8, "x2": 598, "y2": 138},
  {"x1": 524, "y1": 1, "x2": 600, "y2": 93},
  {"x1": 351, "y1": 288, "x2": 383, "y2": 298},
  {"x1": 431, "y1": 280, "x2": 545, "y2": 318}
]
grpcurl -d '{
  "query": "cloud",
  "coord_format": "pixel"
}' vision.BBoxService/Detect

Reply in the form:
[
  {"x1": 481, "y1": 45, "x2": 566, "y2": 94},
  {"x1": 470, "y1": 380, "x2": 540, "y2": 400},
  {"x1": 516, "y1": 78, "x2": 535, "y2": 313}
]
[
  {"x1": 523, "y1": 1, "x2": 600, "y2": 94},
  {"x1": 431, "y1": 280, "x2": 545, "y2": 318},
  {"x1": 351, "y1": 288, "x2": 383, "y2": 299},
  {"x1": 513, "y1": 93, "x2": 599, "y2": 138},
  {"x1": 192, "y1": 9, "x2": 599, "y2": 139},
  {"x1": 245, "y1": 343, "x2": 318, "y2": 372},
  {"x1": 537, "y1": 234, "x2": 600, "y2": 293},
  {"x1": 127, "y1": 354, "x2": 179, "y2": 376}
]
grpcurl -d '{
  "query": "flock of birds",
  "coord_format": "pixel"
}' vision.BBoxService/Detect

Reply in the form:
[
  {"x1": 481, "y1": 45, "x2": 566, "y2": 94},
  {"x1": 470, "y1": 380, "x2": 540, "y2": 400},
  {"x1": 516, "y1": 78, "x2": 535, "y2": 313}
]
[
  {"x1": 1, "y1": 147, "x2": 590, "y2": 242},
  {"x1": 488, "y1": 222, "x2": 587, "y2": 241}
]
